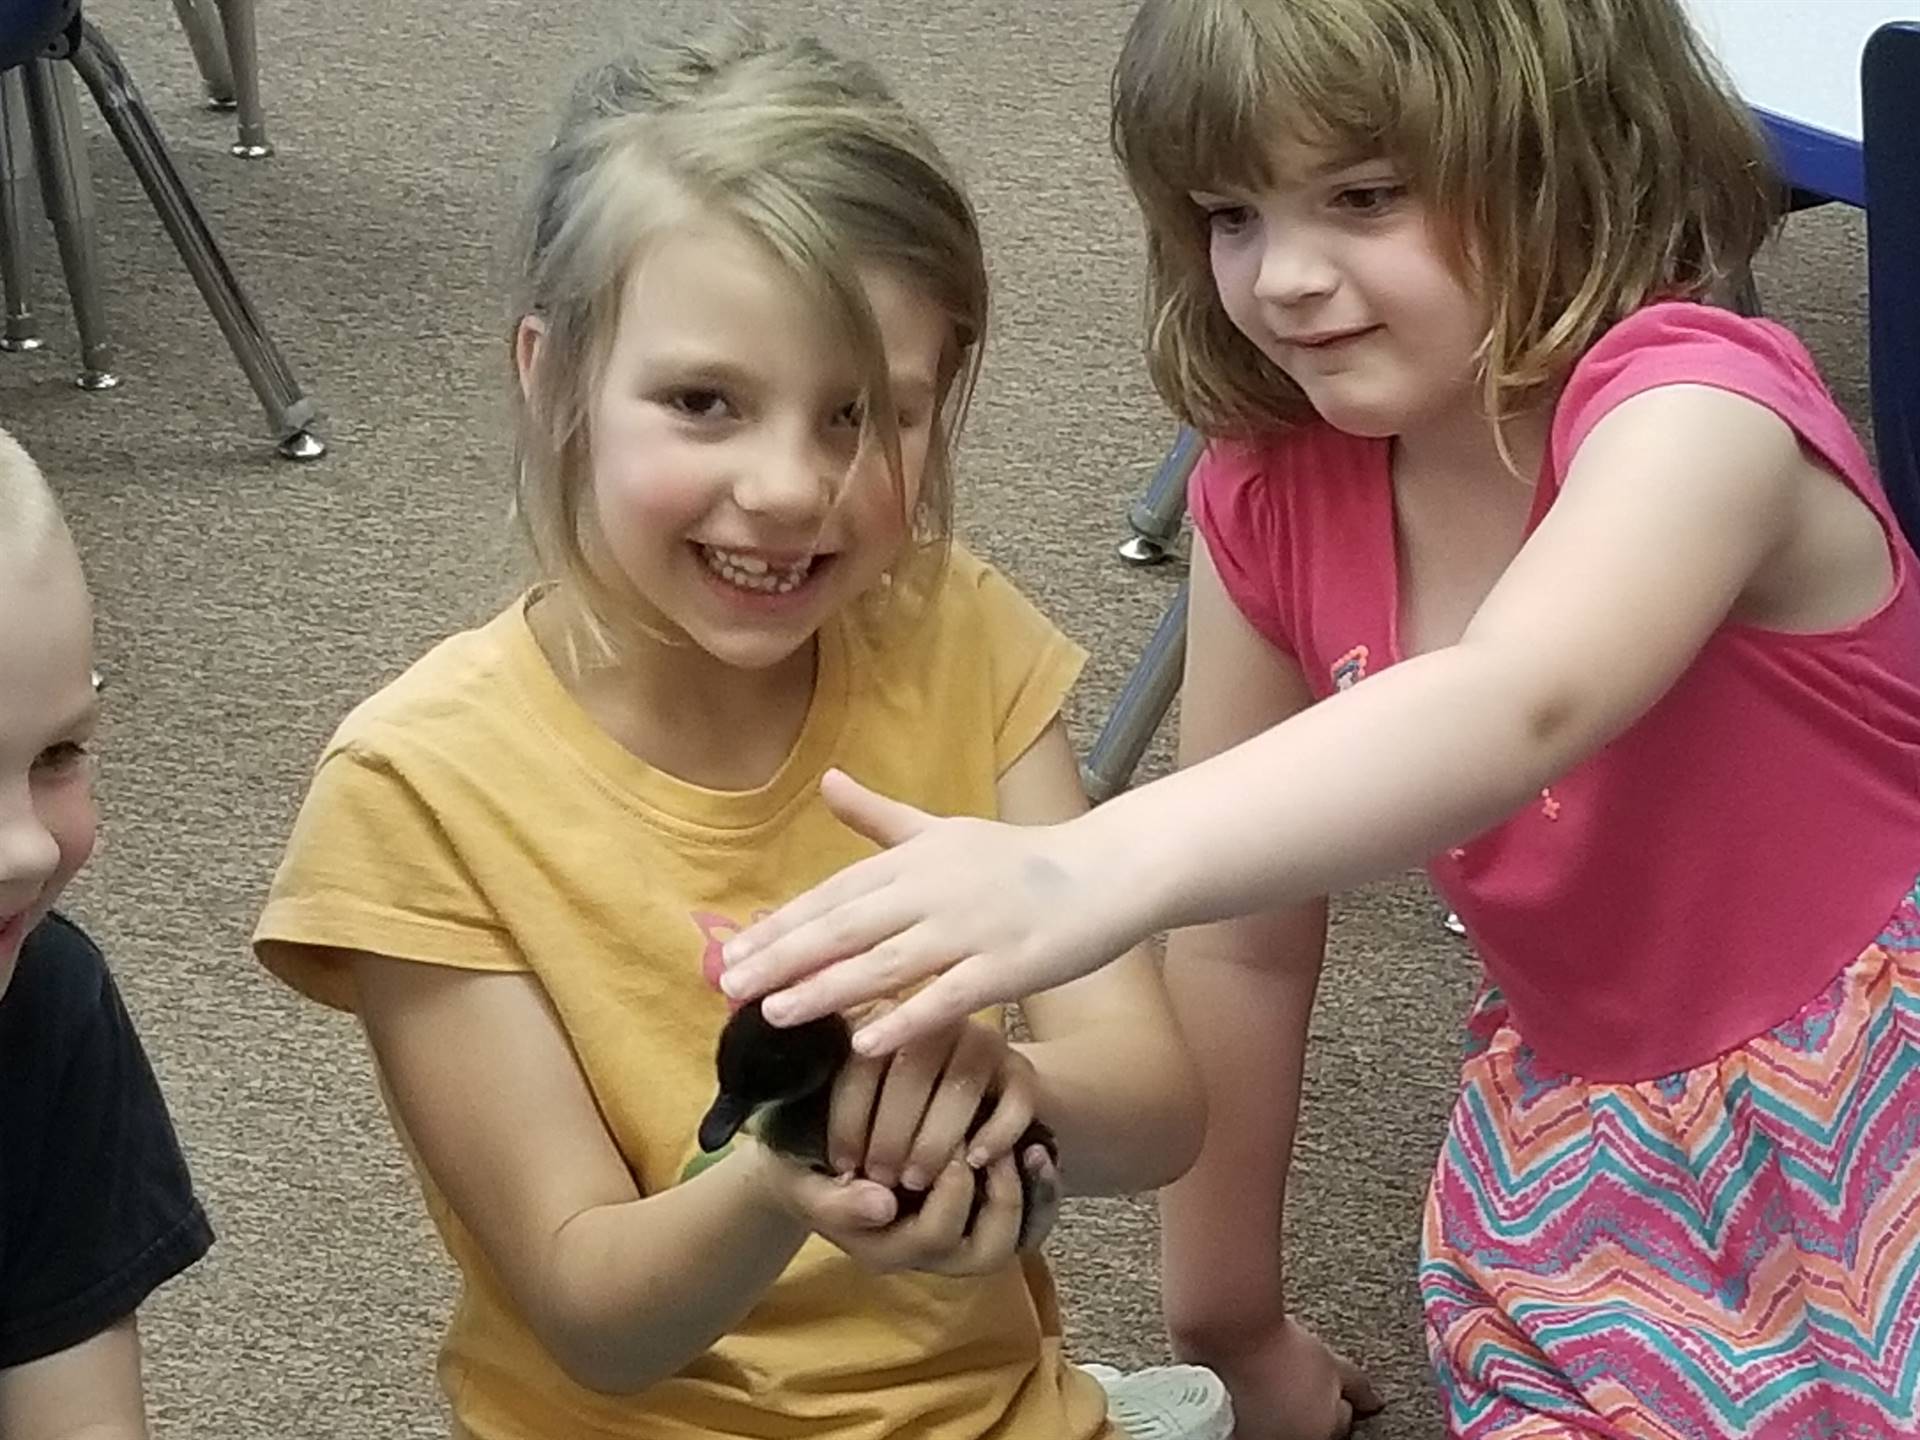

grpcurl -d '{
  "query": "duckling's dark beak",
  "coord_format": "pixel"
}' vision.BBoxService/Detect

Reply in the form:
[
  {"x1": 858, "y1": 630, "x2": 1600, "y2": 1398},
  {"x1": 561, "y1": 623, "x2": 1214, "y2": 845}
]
[{"x1": 698, "y1": 1092, "x2": 752, "y2": 1153}]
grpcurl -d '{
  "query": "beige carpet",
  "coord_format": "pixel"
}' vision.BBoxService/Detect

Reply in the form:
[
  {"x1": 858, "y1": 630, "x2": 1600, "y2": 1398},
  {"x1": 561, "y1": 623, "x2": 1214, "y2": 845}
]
[{"x1": 0, "y1": 1, "x2": 1873, "y2": 1434}]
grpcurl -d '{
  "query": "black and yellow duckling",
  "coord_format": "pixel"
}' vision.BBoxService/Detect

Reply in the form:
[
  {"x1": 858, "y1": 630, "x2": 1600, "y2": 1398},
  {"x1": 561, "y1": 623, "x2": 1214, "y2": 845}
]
[{"x1": 698, "y1": 999, "x2": 1058, "y2": 1247}]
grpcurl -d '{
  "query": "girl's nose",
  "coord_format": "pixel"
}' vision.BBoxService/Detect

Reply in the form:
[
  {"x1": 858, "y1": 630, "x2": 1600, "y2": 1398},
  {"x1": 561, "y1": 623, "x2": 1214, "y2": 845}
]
[
  {"x1": 1252, "y1": 228, "x2": 1339, "y2": 307},
  {"x1": 736, "y1": 426, "x2": 841, "y2": 524}
]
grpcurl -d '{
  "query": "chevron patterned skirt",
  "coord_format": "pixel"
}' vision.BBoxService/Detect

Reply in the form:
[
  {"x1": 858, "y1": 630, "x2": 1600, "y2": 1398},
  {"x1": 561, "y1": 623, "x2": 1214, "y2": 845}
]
[{"x1": 1422, "y1": 876, "x2": 1920, "y2": 1438}]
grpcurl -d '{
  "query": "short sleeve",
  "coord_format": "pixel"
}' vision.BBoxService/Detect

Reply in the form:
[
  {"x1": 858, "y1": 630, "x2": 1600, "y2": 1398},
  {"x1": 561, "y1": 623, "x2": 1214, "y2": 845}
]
[
  {"x1": 254, "y1": 739, "x2": 524, "y2": 1011},
  {"x1": 1551, "y1": 302, "x2": 1880, "y2": 511},
  {"x1": 0, "y1": 918, "x2": 212, "y2": 1369},
  {"x1": 962, "y1": 556, "x2": 1087, "y2": 773},
  {"x1": 1187, "y1": 438, "x2": 1297, "y2": 655}
]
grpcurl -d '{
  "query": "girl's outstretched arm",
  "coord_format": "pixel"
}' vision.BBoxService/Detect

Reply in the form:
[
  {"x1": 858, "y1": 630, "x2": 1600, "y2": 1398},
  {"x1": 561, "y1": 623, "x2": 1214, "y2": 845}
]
[{"x1": 724, "y1": 387, "x2": 1810, "y2": 1053}]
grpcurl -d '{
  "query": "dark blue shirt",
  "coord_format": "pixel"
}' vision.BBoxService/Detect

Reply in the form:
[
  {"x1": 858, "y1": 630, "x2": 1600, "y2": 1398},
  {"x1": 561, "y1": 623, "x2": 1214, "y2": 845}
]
[{"x1": 0, "y1": 913, "x2": 211, "y2": 1368}]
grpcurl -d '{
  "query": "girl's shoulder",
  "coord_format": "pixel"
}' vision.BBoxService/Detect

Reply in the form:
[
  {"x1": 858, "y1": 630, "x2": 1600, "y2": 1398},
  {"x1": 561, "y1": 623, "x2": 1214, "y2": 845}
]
[
  {"x1": 868, "y1": 543, "x2": 1071, "y2": 662},
  {"x1": 1193, "y1": 420, "x2": 1384, "y2": 500},
  {"x1": 324, "y1": 601, "x2": 531, "y2": 762},
  {"x1": 1554, "y1": 301, "x2": 1859, "y2": 472},
  {"x1": 852, "y1": 544, "x2": 1085, "y2": 770}
]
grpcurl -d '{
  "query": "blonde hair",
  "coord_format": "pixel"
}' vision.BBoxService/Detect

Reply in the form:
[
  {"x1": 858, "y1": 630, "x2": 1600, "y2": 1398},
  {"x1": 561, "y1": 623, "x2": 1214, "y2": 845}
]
[
  {"x1": 1112, "y1": 0, "x2": 1780, "y2": 437},
  {"x1": 0, "y1": 424, "x2": 62, "y2": 556},
  {"x1": 510, "y1": 22, "x2": 988, "y2": 649}
]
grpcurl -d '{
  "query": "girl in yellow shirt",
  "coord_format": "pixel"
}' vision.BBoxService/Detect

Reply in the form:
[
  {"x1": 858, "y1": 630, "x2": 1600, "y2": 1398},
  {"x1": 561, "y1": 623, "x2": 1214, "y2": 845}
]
[{"x1": 255, "y1": 22, "x2": 1208, "y2": 1440}]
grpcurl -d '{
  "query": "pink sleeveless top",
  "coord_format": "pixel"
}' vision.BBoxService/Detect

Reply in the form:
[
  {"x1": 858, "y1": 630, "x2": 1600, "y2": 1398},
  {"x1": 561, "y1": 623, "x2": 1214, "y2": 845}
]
[{"x1": 1190, "y1": 303, "x2": 1920, "y2": 1081}]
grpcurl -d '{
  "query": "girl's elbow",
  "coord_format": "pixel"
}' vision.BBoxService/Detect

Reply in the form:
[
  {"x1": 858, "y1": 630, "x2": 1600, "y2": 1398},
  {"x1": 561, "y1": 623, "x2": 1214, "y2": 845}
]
[
  {"x1": 533, "y1": 1299, "x2": 673, "y2": 1396},
  {"x1": 544, "y1": 1331, "x2": 669, "y2": 1397}
]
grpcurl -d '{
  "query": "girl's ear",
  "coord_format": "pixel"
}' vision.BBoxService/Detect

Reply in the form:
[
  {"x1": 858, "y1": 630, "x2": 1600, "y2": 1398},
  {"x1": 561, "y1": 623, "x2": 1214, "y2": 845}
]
[{"x1": 514, "y1": 314, "x2": 547, "y2": 404}]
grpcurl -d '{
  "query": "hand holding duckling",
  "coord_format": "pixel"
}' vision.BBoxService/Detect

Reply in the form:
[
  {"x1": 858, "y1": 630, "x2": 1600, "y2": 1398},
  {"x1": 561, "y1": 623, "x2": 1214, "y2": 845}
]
[{"x1": 703, "y1": 999, "x2": 1061, "y2": 1275}]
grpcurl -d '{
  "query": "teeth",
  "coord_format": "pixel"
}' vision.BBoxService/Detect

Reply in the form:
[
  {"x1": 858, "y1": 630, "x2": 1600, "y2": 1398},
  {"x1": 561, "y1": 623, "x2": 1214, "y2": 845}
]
[{"x1": 700, "y1": 546, "x2": 814, "y2": 595}]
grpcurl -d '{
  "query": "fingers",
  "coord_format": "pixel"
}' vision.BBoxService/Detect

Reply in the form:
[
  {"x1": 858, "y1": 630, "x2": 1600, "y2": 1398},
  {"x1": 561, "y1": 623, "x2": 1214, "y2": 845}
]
[
  {"x1": 724, "y1": 897, "x2": 949, "y2": 1027},
  {"x1": 1335, "y1": 1351, "x2": 1384, "y2": 1416},
  {"x1": 819, "y1": 1154, "x2": 1027, "y2": 1278},
  {"x1": 819, "y1": 769, "x2": 933, "y2": 848},
  {"x1": 778, "y1": 1164, "x2": 897, "y2": 1231},
  {"x1": 826, "y1": 1047, "x2": 885, "y2": 1176},
  {"x1": 719, "y1": 856, "x2": 904, "y2": 1003},
  {"x1": 833, "y1": 1157, "x2": 976, "y2": 1271},
  {"x1": 860, "y1": 1031, "x2": 956, "y2": 1188},
  {"x1": 851, "y1": 966, "x2": 997, "y2": 1057},
  {"x1": 959, "y1": 1058, "x2": 1038, "y2": 1168},
  {"x1": 1014, "y1": 1144, "x2": 1060, "y2": 1250},
  {"x1": 946, "y1": 1152, "x2": 1023, "y2": 1271},
  {"x1": 717, "y1": 772, "x2": 934, "y2": 1005},
  {"x1": 901, "y1": 1025, "x2": 1001, "y2": 1185}
]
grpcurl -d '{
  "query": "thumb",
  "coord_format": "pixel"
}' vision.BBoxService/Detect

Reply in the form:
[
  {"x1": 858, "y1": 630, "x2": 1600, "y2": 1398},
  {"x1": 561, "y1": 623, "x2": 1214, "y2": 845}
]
[
  {"x1": 789, "y1": 1169, "x2": 898, "y2": 1230},
  {"x1": 821, "y1": 769, "x2": 931, "y2": 848}
]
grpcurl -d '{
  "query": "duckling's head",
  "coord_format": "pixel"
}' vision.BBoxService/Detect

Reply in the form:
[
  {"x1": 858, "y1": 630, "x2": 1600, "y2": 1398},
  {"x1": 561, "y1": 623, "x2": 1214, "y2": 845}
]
[{"x1": 697, "y1": 1000, "x2": 852, "y2": 1153}]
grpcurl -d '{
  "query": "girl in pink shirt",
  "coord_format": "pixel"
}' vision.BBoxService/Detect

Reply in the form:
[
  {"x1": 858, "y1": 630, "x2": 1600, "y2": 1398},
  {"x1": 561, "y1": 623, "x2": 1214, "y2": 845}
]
[{"x1": 724, "y1": 0, "x2": 1920, "y2": 1436}]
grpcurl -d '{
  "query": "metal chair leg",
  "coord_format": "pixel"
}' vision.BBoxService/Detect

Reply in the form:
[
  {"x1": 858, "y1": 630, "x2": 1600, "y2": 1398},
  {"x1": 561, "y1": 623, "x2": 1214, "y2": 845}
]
[
  {"x1": 22, "y1": 59, "x2": 116, "y2": 388},
  {"x1": 1081, "y1": 582, "x2": 1188, "y2": 803},
  {"x1": 169, "y1": 0, "x2": 236, "y2": 109},
  {"x1": 65, "y1": 21, "x2": 322, "y2": 457},
  {"x1": 0, "y1": 70, "x2": 42, "y2": 352},
  {"x1": 212, "y1": 0, "x2": 269, "y2": 157},
  {"x1": 1118, "y1": 428, "x2": 1200, "y2": 565}
]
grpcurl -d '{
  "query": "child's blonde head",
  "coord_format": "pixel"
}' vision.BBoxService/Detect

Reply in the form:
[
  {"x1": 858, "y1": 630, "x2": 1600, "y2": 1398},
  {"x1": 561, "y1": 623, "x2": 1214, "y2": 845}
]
[
  {"x1": 0, "y1": 425, "x2": 64, "y2": 559},
  {"x1": 510, "y1": 23, "x2": 987, "y2": 640},
  {"x1": 1112, "y1": 0, "x2": 1778, "y2": 436}
]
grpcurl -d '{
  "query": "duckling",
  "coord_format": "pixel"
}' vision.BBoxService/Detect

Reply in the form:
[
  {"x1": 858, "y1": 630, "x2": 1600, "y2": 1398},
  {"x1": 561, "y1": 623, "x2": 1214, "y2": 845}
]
[{"x1": 698, "y1": 999, "x2": 1058, "y2": 1247}]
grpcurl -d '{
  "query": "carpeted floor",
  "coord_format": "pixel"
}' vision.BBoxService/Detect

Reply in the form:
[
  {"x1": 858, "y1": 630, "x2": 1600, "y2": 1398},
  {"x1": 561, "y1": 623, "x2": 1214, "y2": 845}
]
[{"x1": 0, "y1": 1, "x2": 1874, "y2": 1435}]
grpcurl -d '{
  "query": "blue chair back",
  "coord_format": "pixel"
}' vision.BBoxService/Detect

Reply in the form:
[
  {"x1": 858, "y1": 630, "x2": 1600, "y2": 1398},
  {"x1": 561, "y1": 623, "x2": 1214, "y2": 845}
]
[
  {"x1": 0, "y1": 0, "x2": 78, "y2": 72},
  {"x1": 1864, "y1": 21, "x2": 1920, "y2": 551}
]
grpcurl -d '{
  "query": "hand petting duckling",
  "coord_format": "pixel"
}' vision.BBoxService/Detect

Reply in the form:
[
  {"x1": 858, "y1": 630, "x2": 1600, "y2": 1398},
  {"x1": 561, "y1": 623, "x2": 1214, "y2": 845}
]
[{"x1": 702, "y1": 998, "x2": 1062, "y2": 1277}]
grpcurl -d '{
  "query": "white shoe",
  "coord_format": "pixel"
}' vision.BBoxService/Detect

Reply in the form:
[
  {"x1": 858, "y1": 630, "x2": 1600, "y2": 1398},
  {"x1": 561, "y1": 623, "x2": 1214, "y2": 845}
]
[{"x1": 1083, "y1": 1363, "x2": 1235, "y2": 1440}]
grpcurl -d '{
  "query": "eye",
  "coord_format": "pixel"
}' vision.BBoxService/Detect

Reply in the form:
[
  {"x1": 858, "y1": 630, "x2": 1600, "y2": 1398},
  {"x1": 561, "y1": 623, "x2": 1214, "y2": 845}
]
[
  {"x1": 665, "y1": 388, "x2": 733, "y2": 420},
  {"x1": 1197, "y1": 201, "x2": 1255, "y2": 235},
  {"x1": 831, "y1": 398, "x2": 866, "y2": 429},
  {"x1": 1334, "y1": 183, "x2": 1406, "y2": 216}
]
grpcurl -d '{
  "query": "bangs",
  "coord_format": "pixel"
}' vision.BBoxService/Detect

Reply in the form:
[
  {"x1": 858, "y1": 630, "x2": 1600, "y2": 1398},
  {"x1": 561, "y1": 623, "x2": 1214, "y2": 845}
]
[{"x1": 1113, "y1": 0, "x2": 1399, "y2": 201}]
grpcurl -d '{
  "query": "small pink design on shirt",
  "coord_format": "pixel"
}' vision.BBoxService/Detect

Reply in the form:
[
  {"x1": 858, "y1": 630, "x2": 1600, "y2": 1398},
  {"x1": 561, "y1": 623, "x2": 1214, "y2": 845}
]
[
  {"x1": 1332, "y1": 645, "x2": 1370, "y2": 691},
  {"x1": 1448, "y1": 847, "x2": 1468, "y2": 862},
  {"x1": 691, "y1": 909, "x2": 772, "y2": 996},
  {"x1": 1540, "y1": 788, "x2": 1562, "y2": 821}
]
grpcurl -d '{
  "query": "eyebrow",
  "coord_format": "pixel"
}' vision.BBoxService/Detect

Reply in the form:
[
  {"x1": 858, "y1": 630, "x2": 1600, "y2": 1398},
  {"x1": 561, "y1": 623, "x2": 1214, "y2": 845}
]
[
  {"x1": 644, "y1": 352, "x2": 937, "y2": 409},
  {"x1": 640, "y1": 354, "x2": 756, "y2": 389}
]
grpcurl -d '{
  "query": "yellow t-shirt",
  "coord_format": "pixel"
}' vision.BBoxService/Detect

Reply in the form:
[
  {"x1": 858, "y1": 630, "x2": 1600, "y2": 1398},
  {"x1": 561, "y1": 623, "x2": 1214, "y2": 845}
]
[{"x1": 254, "y1": 548, "x2": 1115, "y2": 1440}]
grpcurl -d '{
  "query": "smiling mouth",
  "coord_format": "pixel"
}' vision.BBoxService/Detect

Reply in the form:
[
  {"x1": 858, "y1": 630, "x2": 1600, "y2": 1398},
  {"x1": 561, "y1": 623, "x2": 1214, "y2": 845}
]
[
  {"x1": 695, "y1": 544, "x2": 827, "y2": 596},
  {"x1": 1283, "y1": 327, "x2": 1375, "y2": 349}
]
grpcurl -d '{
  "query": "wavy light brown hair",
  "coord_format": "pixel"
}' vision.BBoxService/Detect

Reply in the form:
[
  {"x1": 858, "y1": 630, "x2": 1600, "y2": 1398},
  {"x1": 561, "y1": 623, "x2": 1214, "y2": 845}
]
[
  {"x1": 510, "y1": 23, "x2": 988, "y2": 648},
  {"x1": 1112, "y1": 0, "x2": 1780, "y2": 438}
]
